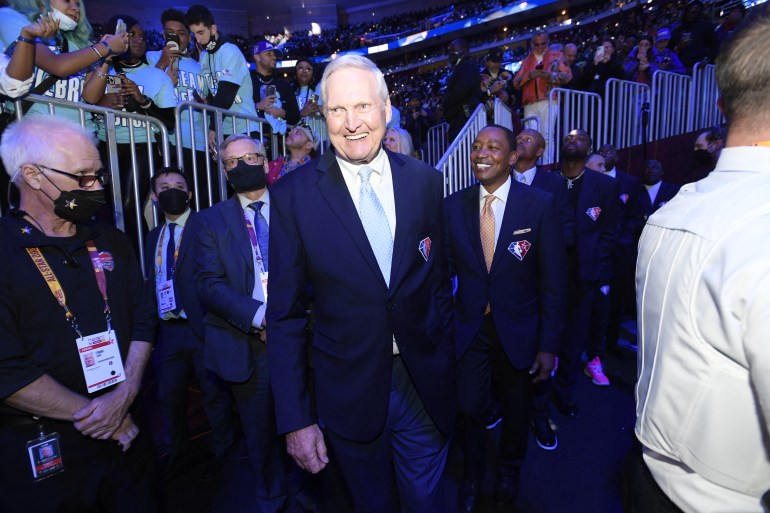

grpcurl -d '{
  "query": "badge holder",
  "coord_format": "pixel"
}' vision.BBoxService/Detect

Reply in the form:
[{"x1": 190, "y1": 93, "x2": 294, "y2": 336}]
[{"x1": 26, "y1": 417, "x2": 64, "y2": 481}]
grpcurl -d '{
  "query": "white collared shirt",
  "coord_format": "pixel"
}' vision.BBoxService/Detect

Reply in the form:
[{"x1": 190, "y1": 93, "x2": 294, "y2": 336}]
[
  {"x1": 479, "y1": 176, "x2": 511, "y2": 247},
  {"x1": 156, "y1": 208, "x2": 192, "y2": 319},
  {"x1": 238, "y1": 190, "x2": 270, "y2": 328},
  {"x1": 336, "y1": 149, "x2": 397, "y2": 238},
  {"x1": 514, "y1": 166, "x2": 537, "y2": 186},
  {"x1": 604, "y1": 166, "x2": 617, "y2": 179},
  {"x1": 645, "y1": 181, "x2": 662, "y2": 204}
]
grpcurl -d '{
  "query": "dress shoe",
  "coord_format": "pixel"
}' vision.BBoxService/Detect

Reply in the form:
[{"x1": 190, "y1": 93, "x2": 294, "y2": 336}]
[
  {"x1": 493, "y1": 469, "x2": 520, "y2": 506},
  {"x1": 459, "y1": 478, "x2": 481, "y2": 512}
]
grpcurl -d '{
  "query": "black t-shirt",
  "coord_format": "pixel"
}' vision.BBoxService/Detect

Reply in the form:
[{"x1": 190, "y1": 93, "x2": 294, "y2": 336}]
[{"x1": 0, "y1": 215, "x2": 155, "y2": 416}]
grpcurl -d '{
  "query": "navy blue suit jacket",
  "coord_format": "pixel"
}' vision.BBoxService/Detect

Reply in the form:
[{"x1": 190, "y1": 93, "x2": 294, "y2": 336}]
[
  {"x1": 612, "y1": 169, "x2": 641, "y2": 259},
  {"x1": 446, "y1": 181, "x2": 566, "y2": 368},
  {"x1": 634, "y1": 180, "x2": 681, "y2": 230},
  {"x1": 266, "y1": 149, "x2": 455, "y2": 443},
  {"x1": 529, "y1": 168, "x2": 576, "y2": 247},
  {"x1": 194, "y1": 196, "x2": 263, "y2": 382},
  {"x1": 144, "y1": 210, "x2": 206, "y2": 339},
  {"x1": 573, "y1": 170, "x2": 620, "y2": 283}
]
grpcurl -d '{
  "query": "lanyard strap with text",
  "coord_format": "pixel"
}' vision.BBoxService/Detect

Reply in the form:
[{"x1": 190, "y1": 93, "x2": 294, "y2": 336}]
[
  {"x1": 155, "y1": 222, "x2": 183, "y2": 278},
  {"x1": 242, "y1": 211, "x2": 265, "y2": 273}
]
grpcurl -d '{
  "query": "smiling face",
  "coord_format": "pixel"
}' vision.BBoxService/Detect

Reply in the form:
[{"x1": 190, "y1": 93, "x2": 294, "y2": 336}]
[
  {"x1": 471, "y1": 126, "x2": 517, "y2": 192},
  {"x1": 296, "y1": 60, "x2": 314, "y2": 86},
  {"x1": 324, "y1": 67, "x2": 391, "y2": 165}
]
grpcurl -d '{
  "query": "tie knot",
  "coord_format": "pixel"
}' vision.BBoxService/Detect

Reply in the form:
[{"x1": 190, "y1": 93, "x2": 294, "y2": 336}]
[
  {"x1": 167, "y1": 222, "x2": 176, "y2": 234},
  {"x1": 358, "y1": 166, "x2": 375, "y2": 184},
  {"x1": 484, "y1": 194, "x2": 496, "y2": 207},
  {"x1": 249, "y1": 201, "x2": 264, "y2": 214}
]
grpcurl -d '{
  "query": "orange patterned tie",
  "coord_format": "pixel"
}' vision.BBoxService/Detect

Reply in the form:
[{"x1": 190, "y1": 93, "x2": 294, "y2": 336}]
[{"x1": 480, "y1": 194, "x2": 496, "y2": 272}]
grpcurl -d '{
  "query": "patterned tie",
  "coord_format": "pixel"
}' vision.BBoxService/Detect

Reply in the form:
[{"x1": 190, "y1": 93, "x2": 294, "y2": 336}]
[
  {"x1": 249, "y1": 201, "x2": 270, "y2": 272},
  {"x1": 480, "y1": 194, "x2": 496, "y2": 272},
  {"x1": 358, "y1": 166, "x2": 393, "y2": 286},
  {"x1": 165, "y1": 222, "x2": 177, "y2": 278},
  {"x1": 519, "y1": 174, "x2": 528, "y2": 184}
]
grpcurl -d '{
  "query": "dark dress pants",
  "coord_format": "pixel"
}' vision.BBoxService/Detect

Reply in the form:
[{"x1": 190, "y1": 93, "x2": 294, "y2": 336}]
[
  {"x1": 323, "y1": 356, "x2": 449, "y2": 513},
  {"x1": 457, "y1": 314, "x2": 534, "y2": 479}
]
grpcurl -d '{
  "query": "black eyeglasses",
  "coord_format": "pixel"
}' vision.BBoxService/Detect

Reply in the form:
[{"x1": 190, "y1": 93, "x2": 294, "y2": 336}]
[{"x1": 37, "y1": 165, "x2": 111, "y2": 187}]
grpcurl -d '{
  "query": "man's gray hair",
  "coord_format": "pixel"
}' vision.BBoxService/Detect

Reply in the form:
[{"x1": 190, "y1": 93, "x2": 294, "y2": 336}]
[
  {"x1": 715, "y1": 4, "x2": 770, "y2": 130},
  {"x1": 531, "y1": 30, "x2": 550, "y2": 43},
  {"x1": 319, "y1": 55, "x2": 389, "y2": 107},
  {"x1": 0, "y1": 116, "x2": 97, "y2": 184},
  {"x1": 219, "y1": 133, "x2": 265, "y2": 156}
]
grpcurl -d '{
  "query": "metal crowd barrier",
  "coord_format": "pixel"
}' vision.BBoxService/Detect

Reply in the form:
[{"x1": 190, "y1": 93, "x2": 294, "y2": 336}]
[
  {"x1": 603, "y1": 79, "x2": 652, "y2": 150},
  {"x1": 436, "y1": 103, "x2": 486, "y2": 197},
  {"x1": 650, "y1": 70, "x2": 693, "y2": 140},
  {"x1": 690, "y1": 63, "x2": 724, "y2": 132},
  {"x1": 493, "y1": 98, "x2": 513, "y2": 131},
  {"x1": 426, "y1": 122, "x2": 449, "y2": 168},
  {"x1": 521, "y1": 115, "x2": 541, "y2": 132},
  {"x1": 548, "y1": 88, "x2": 603, "y2": 165},
  {"x1": 9, "y1": 95, "x2": 171, "y2": 275},
  {"x1": 303, "y1": 115, "x2": 330, "y2": 155}
]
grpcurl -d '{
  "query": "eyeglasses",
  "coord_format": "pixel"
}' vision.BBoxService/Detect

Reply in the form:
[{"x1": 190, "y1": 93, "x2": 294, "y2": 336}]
[
  {"x1": 37, "y1": 165, "x2": 111, "y2": 187},
  {"x1": 223, "y1": 153, "x2": 265, "y2": 171}
]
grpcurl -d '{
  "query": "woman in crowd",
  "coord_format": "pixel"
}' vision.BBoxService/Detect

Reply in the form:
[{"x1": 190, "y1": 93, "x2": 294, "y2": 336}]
[
  {"x1": 292, "y1": 57, "x2": 326, "y2": 144},
  {"x1": 383, "y1": 127, "x2": 415, "y2": 157}
]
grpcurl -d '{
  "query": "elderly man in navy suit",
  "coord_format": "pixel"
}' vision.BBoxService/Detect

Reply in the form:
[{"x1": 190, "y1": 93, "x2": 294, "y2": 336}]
[
  {"x1": 447, "y1": 125, "x2": 566, "y2": 511},
  {"x1": 267, "y1": 55, "x2": 454, "y2": 513},
  {"x1": 144, "y1": 167, "x2": 232, "y2": 481},
  {"x1": 194, "y1": 137, "x2": 287, "y2": 512}
]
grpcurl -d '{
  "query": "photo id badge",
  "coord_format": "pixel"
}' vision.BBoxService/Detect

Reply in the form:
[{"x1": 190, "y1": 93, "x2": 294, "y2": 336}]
[
  {"x1": 26, "y1": 433, "x2": 64, "y2": 481},
  {"x1": 157, "y1": 279, "x2": 177, "y2": 315},
  {"x1": 77, "y1": 330, "x2": 126, "y2": 393},
  {"x1": 260, "y1": 272, "x2": 268, "y2": 302}
]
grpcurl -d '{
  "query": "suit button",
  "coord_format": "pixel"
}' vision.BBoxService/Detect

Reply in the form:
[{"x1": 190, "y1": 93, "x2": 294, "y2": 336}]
[{"x1": 387, "y1": 303, "x2": 394, "y2": 310}]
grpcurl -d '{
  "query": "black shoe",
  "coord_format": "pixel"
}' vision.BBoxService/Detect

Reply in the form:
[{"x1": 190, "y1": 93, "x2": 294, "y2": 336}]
[
  {"x1": 493, "y1": 470, "x2": 519, "y2": 506},
  {"x1": 200, "y1": 455, "x2": 225, "y2": 482},
  {"x1": 532, "y1": 417, "x2": 558, "y2": 450},
  {"x1": 459, "y1": 479, "x2": 481, "y2": 512},
  {"x1": 484, "y1": 408, "x2": 503, "y2": 430}
]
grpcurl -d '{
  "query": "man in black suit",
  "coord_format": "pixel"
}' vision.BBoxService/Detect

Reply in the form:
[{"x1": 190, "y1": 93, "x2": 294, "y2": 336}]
[
  {"x1": 634, "y1": 159, "x2": 681, "y2": 234},
  {"x1": 442, "y1": 38, "x2": 481, "y2": 143},
  {"x1": 448, "y1": 125, "x2": 566, "y2": 511},
  {"x1": 267, "y1": 55, "x2": 454, "y2": 513},
  {"x1": 144, "y1": 167, "x2": 233, "y2": 481},
  {"x1": 194, "y1": 137, "x2": 287, "y2": 512},
  {"x1": 552, "y1": 130, "x2": 619, "y2": 417}
]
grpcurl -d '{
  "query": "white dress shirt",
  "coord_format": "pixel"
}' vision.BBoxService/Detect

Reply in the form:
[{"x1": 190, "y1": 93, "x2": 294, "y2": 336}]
[
  {"x1": 238, "y1": 190, "x2": 271, "y2": 328},
  {"x1": 479, "y1": 176, "x2": 511, "y2": 247},
  {"x1": 156, "y1": 208, "x2": 191, "y2": 319},
  {"x1": 337, "y1": 149, "x2": 397, "y2": 238},
  {"x1": 514, "y1": 166, "x2": 537, "y2": 186},
  {"x1": 644, "y1": 181, "x2": 662, "y2": 204}
]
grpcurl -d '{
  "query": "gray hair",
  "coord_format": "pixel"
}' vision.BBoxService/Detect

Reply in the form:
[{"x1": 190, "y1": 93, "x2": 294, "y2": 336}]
[
  {"x1": 0, "y1": 116, "x2": 97, "y2": 184},
  {"x1": 319, "y1": 55, "x2": 389, "y2": 107},
  {"x1": 715, "y1": 4, "x2": 770, "y2": 130},
  {"x1": 219, "y1": 134, "x2": 265, "y2": 156}
]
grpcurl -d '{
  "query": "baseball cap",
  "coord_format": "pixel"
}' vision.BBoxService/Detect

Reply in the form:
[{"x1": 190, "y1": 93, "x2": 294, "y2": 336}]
[
  {"x1": 656, "y1": 27, "x2": 672, "y2": 41},
  {"x1": 486, "y1": 48, "x2": 503, "y2": 62},
  {"x1": 252, "y1": 40, "x2": 284, "y2": 59}
]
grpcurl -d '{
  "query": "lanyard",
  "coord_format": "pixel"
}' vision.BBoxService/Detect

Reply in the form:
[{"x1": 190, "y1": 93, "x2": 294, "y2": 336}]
[
  {"x1": 242, "y1": 210, "x2": 265, "y2": 273},
  {"x1": 155, "y1": 222, "x2": 183, "y2": 278},
  {"x1": 26, "y1": 241, "x2": 112, "y2": 337}
]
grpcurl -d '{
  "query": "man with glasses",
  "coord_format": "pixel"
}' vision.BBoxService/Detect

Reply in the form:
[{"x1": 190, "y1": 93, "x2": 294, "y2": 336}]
[
  {"x1": 0, "y1": 115, "x2": 157, "y2": 512},
  {"x1": 193, "y1": 134, "x2": 287, "y2": 512}
]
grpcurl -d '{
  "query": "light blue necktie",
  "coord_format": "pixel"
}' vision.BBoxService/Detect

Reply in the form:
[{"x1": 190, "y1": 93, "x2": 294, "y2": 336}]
[
  {"x1": 249, "y1": 201, "x2": 269, "y2": 272},
  {"x1": 358, "y1": 166, "x2": 393, "y2": 286}
]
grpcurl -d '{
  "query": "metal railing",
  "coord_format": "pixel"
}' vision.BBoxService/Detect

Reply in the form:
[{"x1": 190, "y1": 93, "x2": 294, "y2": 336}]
[
  {"x1": 548, "y1": 88, "x2": 603, "y2": 165},
  {"x1": 603, "y1": 79, "x2": 652, "y2": 150},
  {"x1": 650, "y1": 70, "x2": 693, "y2": 140},
  {"x1": 436, "y1": 103, "x2": 486, "y2": 197},
  {"x1": 493, "y1": 98, "x2": 513, "y2": 131},
  {"x1": 690, "y1": 63, "x2": 724, "y2": 132},
  {"x1": 522, "y1": 115, "x2": 541, "y2": 132},
  {"x1": 426, "y1": 122, "x2": 449, "y2": 167}
]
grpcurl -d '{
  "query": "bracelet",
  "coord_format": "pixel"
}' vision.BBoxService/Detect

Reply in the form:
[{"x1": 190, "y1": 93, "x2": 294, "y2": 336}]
[
  {"x1": 17, "y1": 35, "x2": 37, "y2": 45},
  {"x1": 139, "y1": 97, "x2": 153, "y2": 109},
  {"x1": 91, "y1": 45, "x2": 104, "y2": 59},
  {"x1": 100, "y1": 40, "x2": 113, "y2": 56},
  {"x1": 95, "y1": 68, "x2": 107, "y2": 79}
]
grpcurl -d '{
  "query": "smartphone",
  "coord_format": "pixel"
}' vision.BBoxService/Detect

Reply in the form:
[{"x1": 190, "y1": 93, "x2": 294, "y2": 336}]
[
  {"x1": 116, "y1": 18, "x2": 127, "y2": 34},
  {"x1": 309, "y1": 93, "x2": 318, "y2": 104},
  {"x1": 106, "y1": 75, "x2": 123, "y2": 94},
  {"x1": 265, "y1": 85, "x2": 276, "y2": 97},
  {"x1": 596, "y1": 46, "x2": 605, "y2": 59},
  {"x1": 165, "y1": 32, "x2": 180, "y2": 52}
]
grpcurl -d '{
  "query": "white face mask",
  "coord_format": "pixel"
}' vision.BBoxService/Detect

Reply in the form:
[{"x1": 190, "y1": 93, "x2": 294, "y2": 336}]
[{"x1": 51, "y1": 8, "x2": 78, "y2": 32}]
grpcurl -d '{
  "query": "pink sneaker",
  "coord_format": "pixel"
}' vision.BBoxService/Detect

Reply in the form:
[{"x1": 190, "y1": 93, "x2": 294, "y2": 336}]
[{"x1": 584, "y1": 357, "x2": 610, "y2": 386}]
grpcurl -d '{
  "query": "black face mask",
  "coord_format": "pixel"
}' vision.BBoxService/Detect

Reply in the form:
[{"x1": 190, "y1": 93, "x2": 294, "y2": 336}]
[
  {"x1": 448, "y1": 52, "x2": 462, "y2": 66},
  {"x1": 693, "y1": 148, "x2": 713, "y2": 166},
  {"x1": 157, "y1": 188, "x2": 190, "y2": 215},
  {"x1": 54, "y1": 189, "x2": 106, "y2": 222},
  {"x1": 227, "y1": 162, "x2": 266, "y2": 193}
]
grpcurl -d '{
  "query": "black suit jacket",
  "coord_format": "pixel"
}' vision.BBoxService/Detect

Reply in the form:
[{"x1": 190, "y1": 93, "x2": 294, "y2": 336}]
[
  {"x1": 144, "y1": 210, "x2": 205, "y2": 338},
  {"x1": 612, "y1": 169, "x2": 641, "y2": 260},
  {"x1": 634, "y1": 181, "x2": 681, "y2": 234},
  {"x1": 442, "y1": 57, "x2": 481, "y2": 123},
  {"x1": 267, "y1": 149, "x2": 455, "y2": 442},
  {"x1": 445, "y1": 181, "x2": 566, "y2": 367},
  {"x1": 529, "y1": 168, "x2": 576, "y2": 247},
  {"x1": 574, "y1": 170, "x2": 620, "y2": 282},
  {"x1": 194, "y1": 196, "x2": 263, "y2": 382}
]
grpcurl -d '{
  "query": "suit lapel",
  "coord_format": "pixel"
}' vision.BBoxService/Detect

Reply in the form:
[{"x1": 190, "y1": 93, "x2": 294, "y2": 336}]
[
  {"x1": 315, "y1": 151, "x2": 387, "y2": 288},
  {"x1": 491, "y1": 183, "x2": 527, "y2": 274},
  {"x1": 461, "y1": 185, "x2": 487, "y2": 272},
  {"x1": 221, "y1": 196, "x2": 254, "y2": 273},
  {"x1": 389, "y1": 153, "x2": 419, "y2": 289},
  {"x1": 176, "y1": 210, "x2": 195, "y2": 267}
]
